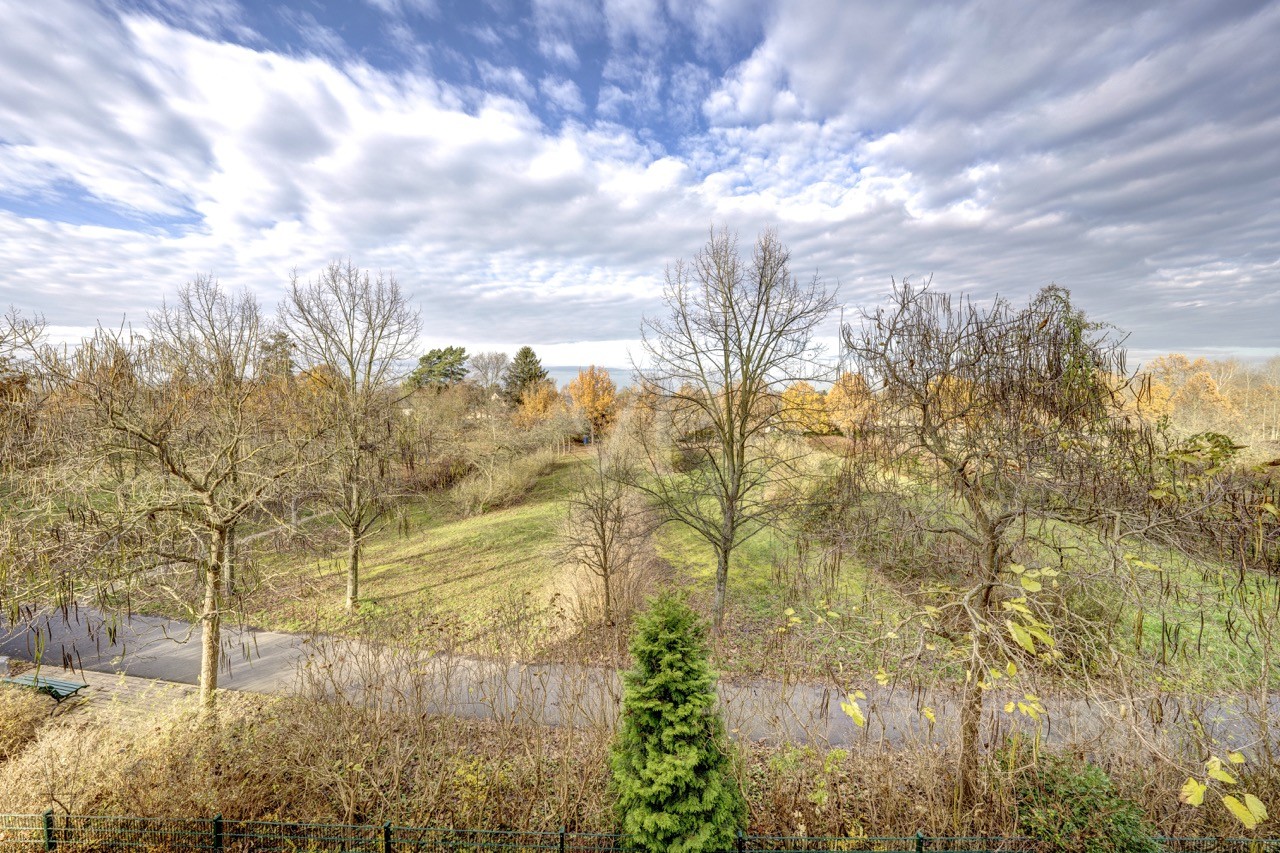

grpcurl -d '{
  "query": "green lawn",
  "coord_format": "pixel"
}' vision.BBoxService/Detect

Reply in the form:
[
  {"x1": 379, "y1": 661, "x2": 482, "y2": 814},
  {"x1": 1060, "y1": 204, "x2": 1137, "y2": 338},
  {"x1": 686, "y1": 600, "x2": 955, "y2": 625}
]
[{"x1": 226, "y1": 450, "x2": 591, "y2": 635}]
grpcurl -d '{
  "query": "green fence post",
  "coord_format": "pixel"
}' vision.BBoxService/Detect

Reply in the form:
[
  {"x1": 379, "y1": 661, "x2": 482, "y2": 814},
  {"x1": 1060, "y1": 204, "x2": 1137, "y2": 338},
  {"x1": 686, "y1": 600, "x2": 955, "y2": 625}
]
[
  {"x1": 916, "y1": 831, "x2": 925, "y2": 853},
  {"x1": 383, "y1": 821, "x2": 392, "y2": 853},
  {"x1": 42, "y1": 809, "x2": 55, "y2": 852},
  {"x1": 212, "y1": 814, "x2": 223, "y2": 852},
  {"x1": 559, "y1": 825, "x2": 566, "y2": 853},
  {"x1": 737, "y1": 829, "x2": 746, "y2": 853}
]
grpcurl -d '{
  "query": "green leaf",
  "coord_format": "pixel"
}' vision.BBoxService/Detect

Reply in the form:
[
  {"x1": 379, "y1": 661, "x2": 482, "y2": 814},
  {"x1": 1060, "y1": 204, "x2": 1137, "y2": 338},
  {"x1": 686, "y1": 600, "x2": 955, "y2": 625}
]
[
  {"x1": 1179, "y1": 777, "x2": 1206, "y2": 806},
  {"x1": 1223, "y1": 795, "x2": 1259, "y2": 829}
]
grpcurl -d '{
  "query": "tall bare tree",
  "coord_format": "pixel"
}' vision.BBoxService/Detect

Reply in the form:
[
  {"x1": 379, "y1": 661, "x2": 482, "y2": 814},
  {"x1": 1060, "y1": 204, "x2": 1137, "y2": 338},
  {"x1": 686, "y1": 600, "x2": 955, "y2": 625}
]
[
  {"x1": 631, "y1": 227, "x2": 834, "y2": 633},
  {"x1": 281, "y1": 260, "x2": 420, "y2": 612}
]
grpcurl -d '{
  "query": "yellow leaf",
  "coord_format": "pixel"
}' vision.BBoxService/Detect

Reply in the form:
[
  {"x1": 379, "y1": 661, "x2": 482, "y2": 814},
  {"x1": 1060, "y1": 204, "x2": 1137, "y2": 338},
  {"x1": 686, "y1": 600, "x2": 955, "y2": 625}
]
[
  {"x1": 1243, "y1": 793, "x2": 1268, "y2": 823},
  {"x1": 1004, "y1": 701, "x2": 1016, "y2": 714},
  {"x1": 1008, "y1": 563, "x2": 1026, "y2": 575},
  {"x1": 1006, "y1": 661, "x2": 1017, "y2": 677},
  {"x1": 841, "y1": 696, "x2": 866, "y2": 728},
  {"x1": 1223, "y1": 795, "x2": 1259, "y2": 829},
  {"x1": 784, "y1": 607, "x2": 795, "y2": 616},
  {"x1": 875, "y1": 668, "x2": 890, "y2": 687},
  {"x1": 1020, "y1": 577, "x2": 1043, "y2": 593},
  {"x1": 921, "y1": 707, "x2": 936, "y2": 724},
  {"x1": 1208, "y1": 765, "x2": 1238, "y2": 785},
  {"x1": 1179, "y1": 777, "x2": 1206, "y2": 806},
  {"x1": 1007, "y1": 620, "x2": 1036, "y2": 653},
  {"x1": 1260, "y1": 502, "x2": 1280, "y2": 519},
  {"x1": 1228, "y1": 751, "x2": 1246, "y2": 765}
]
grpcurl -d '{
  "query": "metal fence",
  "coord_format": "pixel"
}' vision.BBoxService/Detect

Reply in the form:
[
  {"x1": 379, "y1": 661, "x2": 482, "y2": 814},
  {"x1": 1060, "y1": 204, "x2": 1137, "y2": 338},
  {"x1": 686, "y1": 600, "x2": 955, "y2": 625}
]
[{"x1": 0, "y1": 813, "x2": 1276, "y2": 853}]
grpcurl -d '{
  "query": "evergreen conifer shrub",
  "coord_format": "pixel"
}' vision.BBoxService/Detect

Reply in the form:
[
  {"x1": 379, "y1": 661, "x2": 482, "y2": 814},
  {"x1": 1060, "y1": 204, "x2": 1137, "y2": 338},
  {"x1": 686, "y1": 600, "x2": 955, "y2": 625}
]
[{"x1": 610, "y1": 595, "x2": 746, "y2": 853}]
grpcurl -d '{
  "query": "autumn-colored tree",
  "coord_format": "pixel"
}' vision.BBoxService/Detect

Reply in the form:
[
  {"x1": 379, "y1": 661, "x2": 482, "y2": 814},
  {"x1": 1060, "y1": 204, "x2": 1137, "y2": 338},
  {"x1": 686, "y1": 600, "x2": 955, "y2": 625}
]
[
  {"x1": 825, "y1": 372, "x2": 878, "y2": 436},
  {"x1": 565, "y1": 365, "x2": 618, "y2": 441},
  {"x1": 1170, "y1": 371, "x2": 1239, "y2": 435},
  {"x1": 780, "y1": 380, "x2": 831, "y2": 434},
  {"x1": 513, "y1": 380, "x2": 564, "y2": 429}
]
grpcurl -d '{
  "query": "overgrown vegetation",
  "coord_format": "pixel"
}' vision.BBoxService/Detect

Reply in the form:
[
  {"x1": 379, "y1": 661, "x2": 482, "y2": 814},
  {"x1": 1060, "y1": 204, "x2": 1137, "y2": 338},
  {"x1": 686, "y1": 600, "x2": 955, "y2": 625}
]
[{"x1": 3, "y1": 237, "x2": 1279, "y2": 837}]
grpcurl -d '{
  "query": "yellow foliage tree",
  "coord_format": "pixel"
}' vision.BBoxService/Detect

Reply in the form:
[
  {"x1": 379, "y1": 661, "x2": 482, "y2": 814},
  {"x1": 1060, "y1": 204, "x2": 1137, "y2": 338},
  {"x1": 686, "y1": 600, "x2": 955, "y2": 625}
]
[
  {"x1": 825, "y1": 372, "x2": 878, "y2": 436},
  {"x1": 565, "y1": 365, "x2": 617, "y2": 440},
  {"x1": 514, "y1": 380, "x2": 563, "y2": 429},
  {"x1": 780, "y1": 381, "x2": 831, "y2": 434}
]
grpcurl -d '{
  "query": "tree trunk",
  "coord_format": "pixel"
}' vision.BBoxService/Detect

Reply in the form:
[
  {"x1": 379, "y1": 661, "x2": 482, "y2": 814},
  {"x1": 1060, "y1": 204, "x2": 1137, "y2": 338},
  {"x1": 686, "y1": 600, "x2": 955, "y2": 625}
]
[
  {"x1": 199, "y1": 529, "x2": 226, "y2": 715},
  {"x1": 957, "y1": 655, "x2": 985, "y2": 817},
  {"x1": 345, "y1": 524, "x2": 360, "y2": 612},
  {"x1": 712, "y1": 545, "x2": 730, "y2": 635}
]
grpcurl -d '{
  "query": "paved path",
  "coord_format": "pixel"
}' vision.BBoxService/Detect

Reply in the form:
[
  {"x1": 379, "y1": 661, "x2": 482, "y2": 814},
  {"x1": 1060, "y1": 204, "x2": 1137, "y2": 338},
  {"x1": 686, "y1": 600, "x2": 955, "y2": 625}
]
[{"x1": 4, "y1": 607, "x2": 1276, "y2": 753}]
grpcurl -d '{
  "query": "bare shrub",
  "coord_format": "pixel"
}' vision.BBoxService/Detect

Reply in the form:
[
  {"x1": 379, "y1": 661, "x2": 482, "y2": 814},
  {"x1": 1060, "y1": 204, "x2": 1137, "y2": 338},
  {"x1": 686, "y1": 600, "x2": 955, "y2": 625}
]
[{"x1": 453, "y1": 447, "x2": 560, "y2": 516}]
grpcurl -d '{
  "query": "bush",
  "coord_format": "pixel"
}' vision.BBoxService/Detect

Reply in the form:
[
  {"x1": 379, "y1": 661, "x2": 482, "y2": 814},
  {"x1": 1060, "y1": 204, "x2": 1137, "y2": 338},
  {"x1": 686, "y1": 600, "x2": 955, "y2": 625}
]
[
  {"x1": 1014, "y1": 754, "x2": 1159, "y2": 853},
  {"x1": 452, "y1": 448, "x2": 559, "y2": 516},
  {"x1": 610, "y1": 595, "x2": 746, "y2": 853}
]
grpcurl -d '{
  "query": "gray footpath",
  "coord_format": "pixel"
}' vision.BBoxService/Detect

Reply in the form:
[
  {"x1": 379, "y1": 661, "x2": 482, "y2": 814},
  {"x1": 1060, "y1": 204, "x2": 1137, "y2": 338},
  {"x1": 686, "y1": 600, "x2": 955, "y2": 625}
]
[{"x1": 2, "y1": 606, "x2": 1275, "y2": 754}]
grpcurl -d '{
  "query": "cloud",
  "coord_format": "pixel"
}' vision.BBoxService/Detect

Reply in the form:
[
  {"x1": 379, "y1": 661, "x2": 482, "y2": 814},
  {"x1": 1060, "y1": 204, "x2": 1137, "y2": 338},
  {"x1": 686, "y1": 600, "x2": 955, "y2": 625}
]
[
  {"x1": 1, "y1": 0, "x2": 1277, "y2": 363},
  {"x1": 540, "y1": 76, "x2": 586, "y2": 113},
  {"x1": 363, "y1": 0, "x2": 439, "y2": 21}
]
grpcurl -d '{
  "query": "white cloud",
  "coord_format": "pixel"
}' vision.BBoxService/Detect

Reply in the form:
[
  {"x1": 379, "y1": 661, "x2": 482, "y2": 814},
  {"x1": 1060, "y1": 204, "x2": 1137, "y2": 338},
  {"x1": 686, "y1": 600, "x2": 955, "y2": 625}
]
[
  {"x1": 1, "y1": 0, "x2": 1278, "y2": 363},
  {"x1": 540, "y1": 76, "x2": 586, "y2": 113}
]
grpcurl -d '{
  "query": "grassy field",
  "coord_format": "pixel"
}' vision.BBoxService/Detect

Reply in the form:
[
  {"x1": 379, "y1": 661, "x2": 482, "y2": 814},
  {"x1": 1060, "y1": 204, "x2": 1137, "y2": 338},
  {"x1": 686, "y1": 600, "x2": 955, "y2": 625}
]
[
  {"x1": 120, "y1": 439, "x2": 1280, "y2": 690},
  {"x1": 232, "y1": 450, "x2": 590, "y2": 635}
]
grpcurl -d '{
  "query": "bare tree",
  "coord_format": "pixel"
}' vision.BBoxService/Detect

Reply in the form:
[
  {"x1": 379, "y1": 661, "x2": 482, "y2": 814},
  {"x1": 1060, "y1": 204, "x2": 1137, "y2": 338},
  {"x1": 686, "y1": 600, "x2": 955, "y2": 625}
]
[
  {"x1": 842, "y1": 280, "x2": 1157, "y2": 813},
  {"x1": 560, "y1": 442, "x2": 652, "y2": 625},
  {"x1": 631, "y1": 227, "x2": 835, "y2": 633},
  {"x1": 281, "y1": 260, "x2": 421, "y2": 612},
  {"x1": 34, "y1": 278, "x2": 318, "y2": 712},
  {"x1": 467, "y1": 351, "x2": 509, "y2": 396}
]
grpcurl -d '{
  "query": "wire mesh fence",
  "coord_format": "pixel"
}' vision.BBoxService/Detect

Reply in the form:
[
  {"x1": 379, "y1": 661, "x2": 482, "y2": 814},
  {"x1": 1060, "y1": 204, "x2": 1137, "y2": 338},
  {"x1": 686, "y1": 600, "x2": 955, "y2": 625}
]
[{"x1": 0, "y1": 813, "x2": 1275, "y2": 853}]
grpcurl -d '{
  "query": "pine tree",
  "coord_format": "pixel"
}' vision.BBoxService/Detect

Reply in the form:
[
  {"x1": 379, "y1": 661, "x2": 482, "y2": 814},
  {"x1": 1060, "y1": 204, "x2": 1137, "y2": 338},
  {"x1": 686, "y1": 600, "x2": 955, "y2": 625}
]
[
  {"x1": 610, "y1": 595, "x2": 746, "y2": 853},
  {"x1": 501, "y1": 345, "x2": 549, "y2": 405},
  {"x1": 409, "y1": 345, "x2": 469, "y2": 389}
]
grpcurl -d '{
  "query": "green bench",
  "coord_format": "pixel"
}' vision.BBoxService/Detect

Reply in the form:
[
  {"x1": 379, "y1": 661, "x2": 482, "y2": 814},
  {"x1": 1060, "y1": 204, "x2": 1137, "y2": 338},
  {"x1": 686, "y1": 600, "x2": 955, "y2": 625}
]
[{"x1": 2, "y1": 673, "x2": 90, "y2": 704}]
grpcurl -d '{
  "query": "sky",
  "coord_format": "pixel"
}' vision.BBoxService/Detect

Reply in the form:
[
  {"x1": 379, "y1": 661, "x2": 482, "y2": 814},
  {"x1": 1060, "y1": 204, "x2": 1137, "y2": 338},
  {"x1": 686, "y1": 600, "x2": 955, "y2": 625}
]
[{"x1": 1, "y1": 0, "x2": 1278, "y2": 372}]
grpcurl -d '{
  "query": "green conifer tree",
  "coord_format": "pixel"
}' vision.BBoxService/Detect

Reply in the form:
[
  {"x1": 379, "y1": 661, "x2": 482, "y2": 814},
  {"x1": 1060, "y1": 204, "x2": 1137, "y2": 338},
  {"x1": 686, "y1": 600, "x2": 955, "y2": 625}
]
[
  {"x1": 501, "y1": 345, "x2": 549, "y2": 404},
  {"x1": 610, "y1": 595, "x2": 746, "y2": 853}
]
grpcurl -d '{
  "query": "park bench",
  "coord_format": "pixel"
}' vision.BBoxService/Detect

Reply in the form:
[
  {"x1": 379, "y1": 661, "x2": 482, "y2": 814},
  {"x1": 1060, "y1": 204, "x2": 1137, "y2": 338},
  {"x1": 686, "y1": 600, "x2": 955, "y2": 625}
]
[{"x1": 1, "y1": 673, "x2": 89, "y2": 705}]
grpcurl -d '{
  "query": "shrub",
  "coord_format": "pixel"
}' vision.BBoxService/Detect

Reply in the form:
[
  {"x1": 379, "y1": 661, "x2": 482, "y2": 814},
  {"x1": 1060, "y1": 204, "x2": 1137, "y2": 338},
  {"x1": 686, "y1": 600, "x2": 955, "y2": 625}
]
[
  {"x1": 452, "y1": 448, "x2": 559, "y2": 515},
  {"x1": 1014, "y1": 754, "x2": 1159, "y2": 853},
  {"x1": 610, "y1": 595, "x2": 746, "y2": 853}
]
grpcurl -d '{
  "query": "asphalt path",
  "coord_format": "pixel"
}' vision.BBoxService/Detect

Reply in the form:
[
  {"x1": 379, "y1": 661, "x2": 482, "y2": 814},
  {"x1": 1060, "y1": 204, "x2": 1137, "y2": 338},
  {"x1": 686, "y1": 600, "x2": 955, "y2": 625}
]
[{"x1": 3, "y1": 606, "x2": 1276, "y2": 753}]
